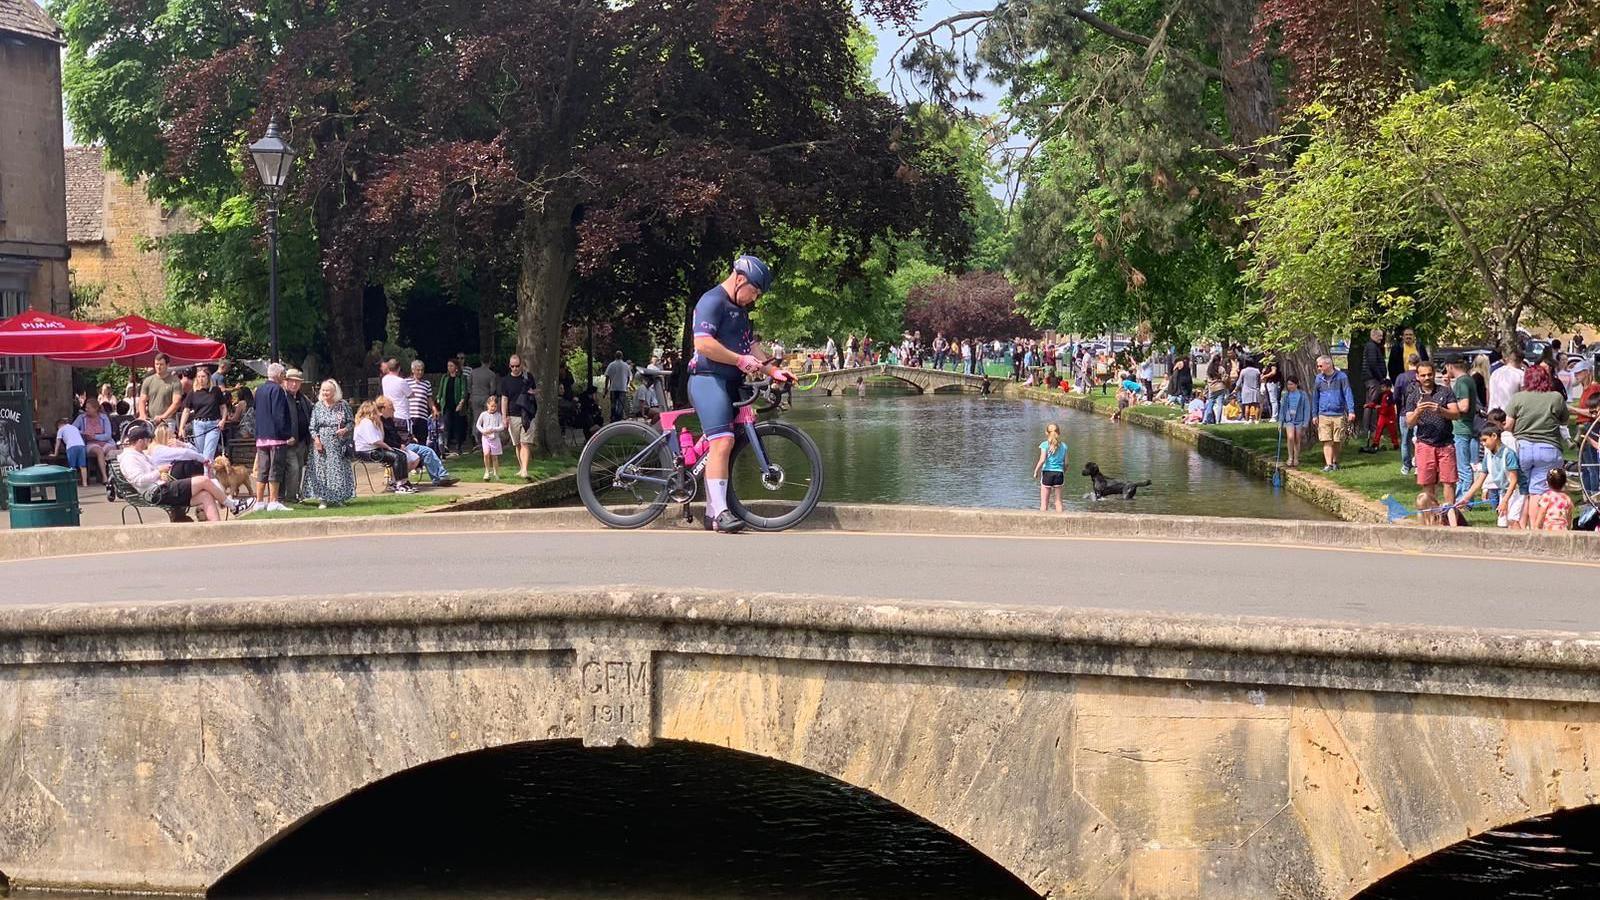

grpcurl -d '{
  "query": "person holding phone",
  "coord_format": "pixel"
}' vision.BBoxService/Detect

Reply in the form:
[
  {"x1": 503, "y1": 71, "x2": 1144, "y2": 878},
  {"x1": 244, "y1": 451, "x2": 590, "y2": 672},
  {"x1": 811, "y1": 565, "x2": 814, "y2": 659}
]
[{"x1": 1404, "y1": 360, "x2": 1463, "y2": 522}]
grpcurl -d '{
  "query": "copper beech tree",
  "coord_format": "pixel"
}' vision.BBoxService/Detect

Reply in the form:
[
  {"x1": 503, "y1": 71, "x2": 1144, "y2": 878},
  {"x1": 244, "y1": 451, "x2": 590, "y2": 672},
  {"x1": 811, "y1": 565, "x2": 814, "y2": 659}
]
[
  {"x1": 354, "y1": 0, "x2": 971, "y2": 449},
  {"x1": 59, "y1": 0, "x2": 970, "y2": 430},
  {"x1": 903, "y1": 272, "x2": 1035, "y2": 342}
]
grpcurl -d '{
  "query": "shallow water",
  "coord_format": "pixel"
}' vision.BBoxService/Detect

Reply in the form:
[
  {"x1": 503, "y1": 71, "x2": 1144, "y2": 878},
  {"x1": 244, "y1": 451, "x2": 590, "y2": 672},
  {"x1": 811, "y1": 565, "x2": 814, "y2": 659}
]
[{"x1": 776, "y1": 391, "x2": 1333, "y2": 519}]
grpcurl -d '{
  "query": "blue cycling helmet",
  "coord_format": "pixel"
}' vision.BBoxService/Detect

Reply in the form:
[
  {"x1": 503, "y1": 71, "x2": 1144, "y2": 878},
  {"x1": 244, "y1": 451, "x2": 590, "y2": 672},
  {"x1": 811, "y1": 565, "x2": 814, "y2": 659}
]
[{"x1": 732, "y1": 255, "x2": 773, "y2": 293}]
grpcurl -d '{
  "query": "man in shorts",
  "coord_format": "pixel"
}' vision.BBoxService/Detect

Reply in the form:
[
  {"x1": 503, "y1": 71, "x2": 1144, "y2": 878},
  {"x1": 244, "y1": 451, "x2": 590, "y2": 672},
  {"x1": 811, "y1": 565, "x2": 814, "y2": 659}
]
[
  {"x1": 252, "y1": 362, "x2": 296, "y2": 512},
  {"x1": 1311, "y1": 355, "x2": 1356, "y2": 471},
  {"x1": 688, "y1": 255, "x2": 790, "y2": 533},
  {"x1": 499, "y1": 355, "x2": 538, "y2": 479},
  {"x1": 1404, "y1": 360, "x2": 1463, "y2": 519}
]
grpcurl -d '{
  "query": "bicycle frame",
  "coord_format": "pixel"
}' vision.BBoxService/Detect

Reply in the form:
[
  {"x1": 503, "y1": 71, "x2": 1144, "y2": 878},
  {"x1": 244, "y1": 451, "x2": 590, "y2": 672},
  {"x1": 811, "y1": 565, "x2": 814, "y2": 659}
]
[{"x1": 613, "y1": 402, "x2": 770, "y2": 491}]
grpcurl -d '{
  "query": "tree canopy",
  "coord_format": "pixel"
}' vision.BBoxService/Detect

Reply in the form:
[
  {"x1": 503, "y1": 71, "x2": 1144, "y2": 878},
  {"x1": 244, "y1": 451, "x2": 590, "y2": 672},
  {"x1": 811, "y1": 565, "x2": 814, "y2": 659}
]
[
  {"x1": 1242, "y1": 80, "x2": 1600, "y2": 353},
  {"x1": 904, "y1": 271, "x2": 1035, "y2": 339}
]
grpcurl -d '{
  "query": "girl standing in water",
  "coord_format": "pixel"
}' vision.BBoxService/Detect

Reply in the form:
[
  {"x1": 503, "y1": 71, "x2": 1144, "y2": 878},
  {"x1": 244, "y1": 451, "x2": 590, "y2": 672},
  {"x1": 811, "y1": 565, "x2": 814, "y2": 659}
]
[{"x1": 1033, "y1": 423, "x2": 1068, "y2": 512}]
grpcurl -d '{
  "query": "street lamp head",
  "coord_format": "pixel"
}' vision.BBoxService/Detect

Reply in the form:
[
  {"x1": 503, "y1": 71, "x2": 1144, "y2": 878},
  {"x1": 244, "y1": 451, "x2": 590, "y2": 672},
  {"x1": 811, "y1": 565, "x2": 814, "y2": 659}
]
[{"x1": 248, "y1": 118, "x2": 296, "y2": 190}]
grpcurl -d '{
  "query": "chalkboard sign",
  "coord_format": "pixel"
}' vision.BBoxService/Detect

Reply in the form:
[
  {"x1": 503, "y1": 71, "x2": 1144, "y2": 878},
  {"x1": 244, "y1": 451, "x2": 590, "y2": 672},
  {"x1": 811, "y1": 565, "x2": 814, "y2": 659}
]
[{"x1": 0, "y1": 391, "x2": 38, "y2": 478}]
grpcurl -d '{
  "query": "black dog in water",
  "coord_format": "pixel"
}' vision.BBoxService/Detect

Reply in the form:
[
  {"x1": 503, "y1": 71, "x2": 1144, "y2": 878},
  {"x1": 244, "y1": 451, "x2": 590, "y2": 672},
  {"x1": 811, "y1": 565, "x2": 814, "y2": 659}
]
[{"x1": 1081, "y1": 461, "x2": 1152, "y2": 500}]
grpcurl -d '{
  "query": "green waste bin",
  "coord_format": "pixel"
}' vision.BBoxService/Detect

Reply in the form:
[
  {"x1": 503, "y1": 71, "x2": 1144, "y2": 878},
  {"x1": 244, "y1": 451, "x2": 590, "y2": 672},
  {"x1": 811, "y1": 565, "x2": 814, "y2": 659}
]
[{"x1": 6, "y1": 465, "x2": 82, "y2": 529}]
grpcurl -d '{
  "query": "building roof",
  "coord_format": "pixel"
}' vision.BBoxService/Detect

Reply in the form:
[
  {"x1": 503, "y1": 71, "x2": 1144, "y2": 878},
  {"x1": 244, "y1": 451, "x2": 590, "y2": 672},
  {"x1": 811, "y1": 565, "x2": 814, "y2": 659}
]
[
  {"x1": 65, "y1": 147, "x2": 105, "y2": 243},
  {"x1": 0, "y1": 0, "x2": 64, "y2": 44}
]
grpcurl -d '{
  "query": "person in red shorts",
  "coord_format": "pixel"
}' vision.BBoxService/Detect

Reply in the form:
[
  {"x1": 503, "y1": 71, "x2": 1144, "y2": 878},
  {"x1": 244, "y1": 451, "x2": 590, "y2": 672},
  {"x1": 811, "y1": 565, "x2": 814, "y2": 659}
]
[{"x1": 1403, "y1": 361, "x2": 1464, "y2": 521}]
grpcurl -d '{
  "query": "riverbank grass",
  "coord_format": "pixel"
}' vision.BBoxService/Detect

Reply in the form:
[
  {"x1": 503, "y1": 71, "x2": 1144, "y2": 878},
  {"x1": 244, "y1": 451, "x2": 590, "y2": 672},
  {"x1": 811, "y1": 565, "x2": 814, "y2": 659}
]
[
  {"x1": 247, "y1": 450, "x2": 578, "y2": 519},
  {"x1": 1199, "y1": 423, "x2": 1515, "y2": 525}
]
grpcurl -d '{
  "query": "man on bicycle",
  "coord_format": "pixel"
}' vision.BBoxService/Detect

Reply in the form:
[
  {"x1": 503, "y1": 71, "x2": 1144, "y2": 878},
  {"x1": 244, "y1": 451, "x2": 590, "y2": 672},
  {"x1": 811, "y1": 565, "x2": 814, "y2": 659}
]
[{"x1": 690, "y1": 254, "x2": 790, "y2": 533}]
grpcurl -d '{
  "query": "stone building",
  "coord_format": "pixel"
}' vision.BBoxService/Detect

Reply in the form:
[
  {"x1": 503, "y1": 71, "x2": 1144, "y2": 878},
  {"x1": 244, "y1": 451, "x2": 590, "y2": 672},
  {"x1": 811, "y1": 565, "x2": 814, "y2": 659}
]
[
  {"x1": 65, "y1": 146, "x2": 189, "y2": 314},
  {"x1": 0, "y1": 0, "x2": 72, "y2": 438}
]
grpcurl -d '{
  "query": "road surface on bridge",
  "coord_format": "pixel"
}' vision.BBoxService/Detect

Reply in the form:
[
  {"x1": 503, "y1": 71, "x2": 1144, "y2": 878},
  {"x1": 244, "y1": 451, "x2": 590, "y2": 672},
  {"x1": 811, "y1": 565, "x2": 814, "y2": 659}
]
[{"x1": 5, "y1": 528, "x2": 1597, "y2": 632}]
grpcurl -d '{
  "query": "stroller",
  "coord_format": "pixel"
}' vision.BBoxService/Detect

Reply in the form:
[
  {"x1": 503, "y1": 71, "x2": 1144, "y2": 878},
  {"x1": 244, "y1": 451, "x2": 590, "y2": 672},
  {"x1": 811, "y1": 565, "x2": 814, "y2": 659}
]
[{"x1": 425, "y1": 414, "x2": 448, "y2": 458}]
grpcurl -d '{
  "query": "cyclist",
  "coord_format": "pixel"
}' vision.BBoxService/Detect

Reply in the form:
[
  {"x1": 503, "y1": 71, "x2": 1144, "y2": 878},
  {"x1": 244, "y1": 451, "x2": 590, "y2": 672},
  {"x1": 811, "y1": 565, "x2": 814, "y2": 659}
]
[{"x1": 689, "y1": 254, "x2": 790, "y2": 533}]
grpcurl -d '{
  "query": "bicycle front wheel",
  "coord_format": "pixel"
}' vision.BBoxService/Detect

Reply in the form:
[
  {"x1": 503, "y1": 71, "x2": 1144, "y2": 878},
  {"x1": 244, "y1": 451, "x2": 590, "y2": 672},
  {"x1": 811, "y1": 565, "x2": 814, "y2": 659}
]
[
  {"x1": 726, "y1": 421, "x2": 824, "y2": 531},
  {"x1": 576, "y1": 420, "x2": 674, "y2": 528}
]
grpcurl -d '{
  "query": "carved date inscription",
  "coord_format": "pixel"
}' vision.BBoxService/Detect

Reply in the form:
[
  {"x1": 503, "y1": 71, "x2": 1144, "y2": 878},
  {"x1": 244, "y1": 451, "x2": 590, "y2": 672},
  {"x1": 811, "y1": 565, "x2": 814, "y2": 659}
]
[{"x1": 576, "y1": 649, "x2": 652, "y2": 747}]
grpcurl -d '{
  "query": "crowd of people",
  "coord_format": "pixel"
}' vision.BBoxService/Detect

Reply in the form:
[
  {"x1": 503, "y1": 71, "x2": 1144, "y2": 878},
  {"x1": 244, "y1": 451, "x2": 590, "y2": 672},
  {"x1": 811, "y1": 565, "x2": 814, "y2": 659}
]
[{"x1": 1020, "y1": 329, "x2": 1599, "y2": 531}]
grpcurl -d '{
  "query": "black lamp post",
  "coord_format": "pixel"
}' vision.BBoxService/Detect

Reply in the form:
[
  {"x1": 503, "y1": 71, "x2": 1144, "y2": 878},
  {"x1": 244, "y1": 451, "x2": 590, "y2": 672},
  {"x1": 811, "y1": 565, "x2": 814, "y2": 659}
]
[{"x1": 248, "y1": 119, "x2": 295, "y2": 363}]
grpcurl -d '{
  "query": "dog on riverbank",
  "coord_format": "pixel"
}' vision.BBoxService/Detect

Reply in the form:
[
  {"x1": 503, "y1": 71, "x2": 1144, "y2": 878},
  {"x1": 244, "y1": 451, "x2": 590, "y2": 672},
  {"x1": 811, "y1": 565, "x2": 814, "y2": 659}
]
[{"x1": 1082, "y1": 461, "x2": 1151, "y2": 500}]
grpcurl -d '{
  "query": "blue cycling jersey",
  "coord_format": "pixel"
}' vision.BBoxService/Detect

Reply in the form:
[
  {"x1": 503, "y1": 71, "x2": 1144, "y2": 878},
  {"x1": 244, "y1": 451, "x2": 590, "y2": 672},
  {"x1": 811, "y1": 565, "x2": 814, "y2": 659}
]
[{"x1": 689, "y1": 285, "x2": 752, "y2": 380}]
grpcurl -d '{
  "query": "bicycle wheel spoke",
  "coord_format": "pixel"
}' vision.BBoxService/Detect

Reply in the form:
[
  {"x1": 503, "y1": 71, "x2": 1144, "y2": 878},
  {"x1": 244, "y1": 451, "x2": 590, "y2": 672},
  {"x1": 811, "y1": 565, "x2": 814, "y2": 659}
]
[
  {"x1": 727, "y1": 422, "x2": 824, "y2": 530},
  {"x1": 577, "y1": 422, "x2": 673, "y2": 528}
]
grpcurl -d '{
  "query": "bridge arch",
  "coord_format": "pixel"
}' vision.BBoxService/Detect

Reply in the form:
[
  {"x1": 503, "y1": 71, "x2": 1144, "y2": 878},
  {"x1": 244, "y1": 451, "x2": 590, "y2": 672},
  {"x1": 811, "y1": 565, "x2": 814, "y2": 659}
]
[
  {"x1": 210, "y1": 738, "x2": 1039, "y2": 897},
  {"x1": 1348, "y1": 804, "x2": 1600, "y2": 899}
]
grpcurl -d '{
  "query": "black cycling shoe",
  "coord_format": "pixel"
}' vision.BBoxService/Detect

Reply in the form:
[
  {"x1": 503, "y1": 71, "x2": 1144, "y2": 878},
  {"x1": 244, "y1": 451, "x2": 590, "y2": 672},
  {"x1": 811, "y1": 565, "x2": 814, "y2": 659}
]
[{"x1": 710, "y1": 510, "x2": 747, "y2": 533}]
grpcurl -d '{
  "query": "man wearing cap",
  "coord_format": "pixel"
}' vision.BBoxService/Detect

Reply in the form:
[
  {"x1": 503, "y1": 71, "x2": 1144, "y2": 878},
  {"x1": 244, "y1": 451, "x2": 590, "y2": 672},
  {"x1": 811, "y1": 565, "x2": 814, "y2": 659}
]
[
  {"x1": 282, "y1": 369, "x2": 316, "y2": 503},
  {"x1": 119, "y1": 422, "x2": 254, "y2": 522}
]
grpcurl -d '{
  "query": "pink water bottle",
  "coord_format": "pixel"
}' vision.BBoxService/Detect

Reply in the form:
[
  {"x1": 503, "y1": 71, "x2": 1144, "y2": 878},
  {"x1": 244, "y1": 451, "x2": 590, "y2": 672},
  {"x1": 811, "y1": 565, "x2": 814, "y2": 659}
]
[{"x1": 678, "y1": 429, "x2": 698, "y2": 465}]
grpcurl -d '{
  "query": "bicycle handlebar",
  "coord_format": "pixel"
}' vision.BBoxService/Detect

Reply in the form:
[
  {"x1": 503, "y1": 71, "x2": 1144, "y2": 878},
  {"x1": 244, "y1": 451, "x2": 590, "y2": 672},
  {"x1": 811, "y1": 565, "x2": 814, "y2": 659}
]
[{"x1": 735, "y1": 376, "x2": 789, "y2": 410}]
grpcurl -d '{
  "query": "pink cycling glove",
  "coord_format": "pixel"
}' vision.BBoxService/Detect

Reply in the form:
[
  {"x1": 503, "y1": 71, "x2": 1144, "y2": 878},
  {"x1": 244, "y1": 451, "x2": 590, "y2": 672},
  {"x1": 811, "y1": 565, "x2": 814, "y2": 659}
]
[{"x1": 736, "y1": 354, "x2": 764, "y2": 375}]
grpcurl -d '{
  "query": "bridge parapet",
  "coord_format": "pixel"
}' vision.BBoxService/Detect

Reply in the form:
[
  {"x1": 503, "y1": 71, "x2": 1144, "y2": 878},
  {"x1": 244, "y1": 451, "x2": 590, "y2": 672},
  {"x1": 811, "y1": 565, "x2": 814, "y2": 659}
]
[
  {"x1": 2, "y1": 589, "x2": 1599, "y2": 899},
  {"x1": 802, "y1": 364, "x2": 1004, "y2": 395}
]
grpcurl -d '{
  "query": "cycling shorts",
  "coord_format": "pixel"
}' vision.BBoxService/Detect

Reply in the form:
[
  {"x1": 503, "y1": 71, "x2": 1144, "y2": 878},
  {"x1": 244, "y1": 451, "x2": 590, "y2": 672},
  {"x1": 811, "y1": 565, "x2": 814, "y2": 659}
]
[{"x1": 688, "y1": 374, "x2": 741, "y2": 439}]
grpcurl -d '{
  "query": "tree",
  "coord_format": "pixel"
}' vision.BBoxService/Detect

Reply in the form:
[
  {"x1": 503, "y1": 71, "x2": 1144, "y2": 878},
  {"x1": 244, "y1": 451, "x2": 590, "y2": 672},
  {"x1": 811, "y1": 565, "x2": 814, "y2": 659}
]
[
  {"x1": 1242, "y1": 80, "x2": 1600, "y2": 353},
  {"x1": 53, "y1": 0, "x2": 447, "y2": 386},
  {"x1": 365, "y1": 0, "x2": 972, "y2": 451},
  {"x1": 1481, "y1": 0, "x2": 1600, "y2": 68},
  {"x1": 903, "y1": 272, "x2": 1035, "y2": 339}
]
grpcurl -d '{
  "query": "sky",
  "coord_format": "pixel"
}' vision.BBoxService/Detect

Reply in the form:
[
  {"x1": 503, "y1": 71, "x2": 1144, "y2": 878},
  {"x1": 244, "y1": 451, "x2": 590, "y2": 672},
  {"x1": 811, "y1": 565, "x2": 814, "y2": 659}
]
[{"x1": 866, "y1": 0, "x2": 1003, "y2": 117}]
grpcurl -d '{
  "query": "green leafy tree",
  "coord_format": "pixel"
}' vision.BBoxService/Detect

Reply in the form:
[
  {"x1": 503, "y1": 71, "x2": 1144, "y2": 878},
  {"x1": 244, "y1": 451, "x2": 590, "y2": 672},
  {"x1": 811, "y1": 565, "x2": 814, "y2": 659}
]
[
  {"x1": 1242, "y1": 80, "x2": 1600, "y2": 353},
  {"x1": 753, "y1": 226, "x2": 908, "y2": 346}
]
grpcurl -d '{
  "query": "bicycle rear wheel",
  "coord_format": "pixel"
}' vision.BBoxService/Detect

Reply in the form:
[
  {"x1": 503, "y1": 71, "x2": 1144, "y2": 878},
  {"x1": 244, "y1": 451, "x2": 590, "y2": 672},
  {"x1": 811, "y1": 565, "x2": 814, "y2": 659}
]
[
  {"x1": 1581, "y1": 418, "x2": 1600, "y2": 510},
  {"x1": 576, "y1": 420, "x2": 674, "y2": 528},
  {"x1": 726, "y1": 421, "x2": 824, "y2": 531}
]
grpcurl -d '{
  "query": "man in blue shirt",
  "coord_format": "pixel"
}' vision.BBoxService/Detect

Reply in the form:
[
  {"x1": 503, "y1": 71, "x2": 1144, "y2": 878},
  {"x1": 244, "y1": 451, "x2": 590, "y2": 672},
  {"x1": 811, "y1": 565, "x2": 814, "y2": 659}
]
[
  {"x1": 688, "y1": 255, "x2": 788, "y2": 533},
  {"x1": 1312, "y1": 354, "x2": 1356, "y2": 472}
]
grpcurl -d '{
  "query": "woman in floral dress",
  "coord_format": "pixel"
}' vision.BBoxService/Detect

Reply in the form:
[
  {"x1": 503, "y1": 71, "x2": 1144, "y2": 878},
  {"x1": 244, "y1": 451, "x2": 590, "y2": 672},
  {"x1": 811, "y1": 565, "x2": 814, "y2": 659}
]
[{"x1": 308, "y1": 379, "x2": 355, "y2": 508}]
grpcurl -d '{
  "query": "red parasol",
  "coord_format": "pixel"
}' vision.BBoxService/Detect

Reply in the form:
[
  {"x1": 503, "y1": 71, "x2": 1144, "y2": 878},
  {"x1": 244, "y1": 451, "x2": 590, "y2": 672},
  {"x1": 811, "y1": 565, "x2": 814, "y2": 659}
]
[
  {"x1": 0, "y1": 311, "x2": 127, "y2": 356},
  {"x1": 46, "y1": 314, "x2": 226, "y2": 367}
]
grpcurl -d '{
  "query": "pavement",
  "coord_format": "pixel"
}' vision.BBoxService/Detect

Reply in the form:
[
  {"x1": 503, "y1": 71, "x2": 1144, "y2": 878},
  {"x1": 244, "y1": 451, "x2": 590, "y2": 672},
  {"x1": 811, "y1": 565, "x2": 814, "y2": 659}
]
[
  {"x1": 1, "y1": 463, "x2": 513, "y2": 530},
  {"x1": 4, "y1": 526, "x2": 1598, "y2": 633}
]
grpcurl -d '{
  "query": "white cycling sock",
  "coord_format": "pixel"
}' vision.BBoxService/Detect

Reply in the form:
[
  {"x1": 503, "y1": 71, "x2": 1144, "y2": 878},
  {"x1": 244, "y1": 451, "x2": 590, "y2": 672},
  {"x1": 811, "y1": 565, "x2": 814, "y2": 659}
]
[{"x1": 707, "y1": 478, "x2": 728, "y2": 519}]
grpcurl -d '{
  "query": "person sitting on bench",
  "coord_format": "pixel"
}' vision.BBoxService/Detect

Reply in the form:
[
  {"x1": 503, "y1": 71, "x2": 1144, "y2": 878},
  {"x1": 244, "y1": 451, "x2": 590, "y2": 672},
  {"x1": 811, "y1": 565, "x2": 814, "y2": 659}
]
[{"x1": 118, "y1": 422, "x2": 254, "y2": 522}]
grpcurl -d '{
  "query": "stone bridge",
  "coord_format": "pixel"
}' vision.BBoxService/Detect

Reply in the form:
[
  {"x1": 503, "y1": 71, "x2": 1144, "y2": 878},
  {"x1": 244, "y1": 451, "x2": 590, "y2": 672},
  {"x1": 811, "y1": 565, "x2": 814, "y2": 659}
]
[
  {"x1": 803, "y1": 363, "x2": 1004, "y2": 395},
  {"x1": 4, "y1": 586, "x2": 1600, "y2": 899}
]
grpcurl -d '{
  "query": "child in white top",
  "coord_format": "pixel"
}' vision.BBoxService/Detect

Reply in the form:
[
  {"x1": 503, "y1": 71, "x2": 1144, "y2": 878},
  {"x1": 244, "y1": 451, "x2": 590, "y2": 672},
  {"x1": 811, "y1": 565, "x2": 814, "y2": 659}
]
[
  {"x1": 476, "y1": 396, "x2": 504, "y2": 480},
  {"x1": 53, "y1": 418, "x2": 87, "y2": 486}
]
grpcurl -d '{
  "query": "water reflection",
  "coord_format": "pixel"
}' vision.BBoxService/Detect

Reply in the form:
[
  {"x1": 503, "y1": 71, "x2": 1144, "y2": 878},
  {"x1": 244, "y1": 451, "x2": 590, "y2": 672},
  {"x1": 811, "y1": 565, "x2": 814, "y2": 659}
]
[{"x1": 202, "y1": 741, "x2": 1037, "y2": 900}]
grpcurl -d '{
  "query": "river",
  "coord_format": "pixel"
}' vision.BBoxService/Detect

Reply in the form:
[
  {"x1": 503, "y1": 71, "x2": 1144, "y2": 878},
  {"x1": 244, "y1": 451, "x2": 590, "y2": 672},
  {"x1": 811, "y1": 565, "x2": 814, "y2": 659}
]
[{"x1": 772, "y1": 391, "x2": 1332, "y2": 519}]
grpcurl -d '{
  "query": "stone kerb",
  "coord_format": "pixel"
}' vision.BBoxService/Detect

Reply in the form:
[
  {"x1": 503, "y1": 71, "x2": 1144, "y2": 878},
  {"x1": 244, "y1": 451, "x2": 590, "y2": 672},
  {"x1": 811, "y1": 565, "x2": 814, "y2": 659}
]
[{"x1": 2, "y1": 502, "x2": 1597, "y2": 564}]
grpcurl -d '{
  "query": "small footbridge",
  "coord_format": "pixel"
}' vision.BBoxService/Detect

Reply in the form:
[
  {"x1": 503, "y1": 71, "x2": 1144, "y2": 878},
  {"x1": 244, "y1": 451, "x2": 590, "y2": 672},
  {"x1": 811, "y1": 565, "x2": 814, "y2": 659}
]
[{"x1": 800, "y1": 364, "x2": 1002, "y2": 396}]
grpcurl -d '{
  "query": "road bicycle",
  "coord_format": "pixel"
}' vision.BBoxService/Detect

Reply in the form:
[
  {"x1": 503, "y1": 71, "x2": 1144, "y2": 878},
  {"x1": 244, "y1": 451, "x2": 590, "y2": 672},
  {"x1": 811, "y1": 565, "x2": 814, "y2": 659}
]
[
  {"x1": 576, "y1": 377, "x2": 823, "y2": 530},
  {"x1": 1582, "y1": 417, "x2": 1600, "y2": 511}
]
